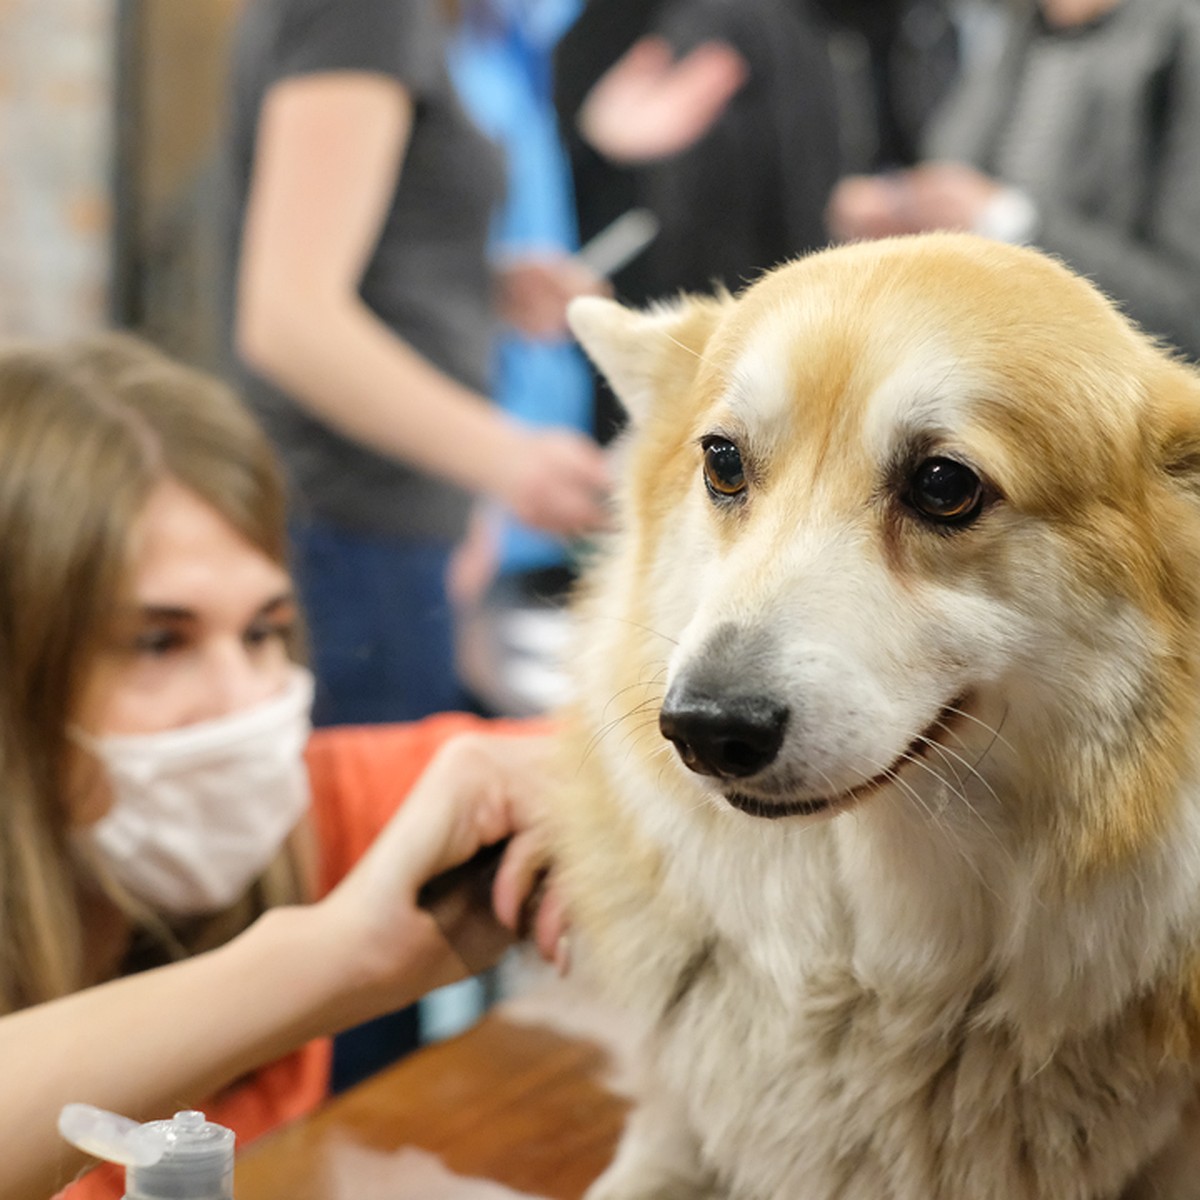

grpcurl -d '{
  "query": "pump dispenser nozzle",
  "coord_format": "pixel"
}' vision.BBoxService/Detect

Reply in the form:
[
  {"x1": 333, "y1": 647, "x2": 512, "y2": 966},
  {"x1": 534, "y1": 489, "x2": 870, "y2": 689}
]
[{"x1": 59, "y1": 1105, "x2": 235, "y2": 1200}]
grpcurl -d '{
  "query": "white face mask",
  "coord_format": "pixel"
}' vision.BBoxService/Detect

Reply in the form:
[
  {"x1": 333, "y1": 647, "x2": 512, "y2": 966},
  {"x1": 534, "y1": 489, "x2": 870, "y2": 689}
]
[{"x1": 72, "y1": 667, "x2": 315, "y2": 917}]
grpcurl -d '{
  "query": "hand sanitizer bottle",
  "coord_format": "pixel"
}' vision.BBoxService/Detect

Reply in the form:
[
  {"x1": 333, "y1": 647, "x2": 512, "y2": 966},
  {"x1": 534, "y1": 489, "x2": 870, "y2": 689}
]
[{"x1": 58, "y1": 1104, "x2": 235, "y2": 1199}]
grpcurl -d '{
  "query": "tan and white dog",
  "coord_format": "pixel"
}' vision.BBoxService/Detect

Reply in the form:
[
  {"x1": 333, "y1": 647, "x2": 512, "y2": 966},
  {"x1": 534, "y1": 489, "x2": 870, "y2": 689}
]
[{"x1": 555, "y1": 234, "x2": 1200, "y2": 1199}]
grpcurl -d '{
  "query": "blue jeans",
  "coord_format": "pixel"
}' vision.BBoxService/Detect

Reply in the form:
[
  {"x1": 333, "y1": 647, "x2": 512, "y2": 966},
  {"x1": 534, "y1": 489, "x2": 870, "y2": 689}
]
[
  {"x1": 289, "y1": 519, "x2": 465, "y2": 1090},
  {"x1": 289, "y1": 519, "x2": 466, "y2": 727}
]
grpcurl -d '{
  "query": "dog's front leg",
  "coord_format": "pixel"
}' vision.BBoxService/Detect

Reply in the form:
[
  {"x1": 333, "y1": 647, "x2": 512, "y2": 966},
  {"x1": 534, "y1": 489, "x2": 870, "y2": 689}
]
[{"x1": 587, "y1": 1081, "x2": 723, "y2": 1200}]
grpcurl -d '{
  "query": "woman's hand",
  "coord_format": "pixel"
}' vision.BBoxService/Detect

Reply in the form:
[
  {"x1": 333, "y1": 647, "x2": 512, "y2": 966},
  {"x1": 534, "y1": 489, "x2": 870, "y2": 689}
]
[
  {"x1": 494, "y1": 816, "x2": 569, "y2": 972},
  {"x1": 317, "y1": 733, "x2": 561, "y2": 1016},
  {"x1": 825, "y1": 174, "x2": 916, "y2": 242},
  {"x1": 826, "y1": 164, "x2": 1006, "y2": 242},
  {"x1": 495, "y1": 426, "x2": 613, "y2": 539},
  {"x1": 899, "y1": 162, "x2": 1005, "y2": 232}
]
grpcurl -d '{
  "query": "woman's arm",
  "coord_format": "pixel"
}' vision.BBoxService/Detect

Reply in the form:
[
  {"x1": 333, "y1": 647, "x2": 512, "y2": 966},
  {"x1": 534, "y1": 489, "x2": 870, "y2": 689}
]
[
  {"x1": 2, "y1": 734, "x2": 556, "y2": 1200},
  {"x1": 235, "y1": 74, "x2": 609, "y2": 536}
]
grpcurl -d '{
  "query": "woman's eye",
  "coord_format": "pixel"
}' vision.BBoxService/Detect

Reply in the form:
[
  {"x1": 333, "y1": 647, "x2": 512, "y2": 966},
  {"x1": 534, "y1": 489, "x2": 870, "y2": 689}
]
[
  {"x1": 133, "y1": 629, "x2": 186, "y2": 657},
  {"x1": 245, "y1": 620, "x2": 293, "y2": 649},
  {"x1": 702, "y1": 437, "x2": 747, "y2": 499},
  {"x1": 907, "y1": 457, "x2": 985, "y2": 525}
]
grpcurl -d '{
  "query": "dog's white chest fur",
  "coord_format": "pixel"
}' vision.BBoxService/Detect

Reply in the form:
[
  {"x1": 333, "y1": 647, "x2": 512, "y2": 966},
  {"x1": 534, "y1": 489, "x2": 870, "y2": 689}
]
[
  {"x1": 653, "y1": 962, "x2": 1193, "y2": 1200},
  {"x1": 577, "y1": 764, "x2": 1198, "y2": 1200}
]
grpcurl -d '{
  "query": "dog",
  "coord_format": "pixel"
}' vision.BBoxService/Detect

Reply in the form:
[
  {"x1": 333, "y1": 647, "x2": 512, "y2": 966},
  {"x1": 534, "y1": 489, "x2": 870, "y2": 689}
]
[{"x1": 552, "y1": 233, "x2": 1200, "y2": 1199}]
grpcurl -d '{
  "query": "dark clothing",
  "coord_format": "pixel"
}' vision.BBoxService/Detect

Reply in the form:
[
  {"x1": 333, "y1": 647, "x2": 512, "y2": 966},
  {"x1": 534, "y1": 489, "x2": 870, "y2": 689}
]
[
  {"x1": 556, "y1": 0, "x2": 840, "y2": 307},
  {"x1": 290, "y1": 521, "x2": 465, "y2": 728},
  {"x1": 553, "y1": 0, "x2": 666, "y2": 298},
  {"x1": 812, "y1": 0, "x2": 959, "y2": 172},
  {"x1": 224, "y1": 0, "x2": 506, "y2": 539}
]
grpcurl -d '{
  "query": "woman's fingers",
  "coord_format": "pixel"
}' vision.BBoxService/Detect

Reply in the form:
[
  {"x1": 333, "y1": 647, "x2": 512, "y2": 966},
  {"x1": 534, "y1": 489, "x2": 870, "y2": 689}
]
[
  {"x1": 492, "y1": 815, "x2": 570, "y2": 972},
  {"x1": 533, "y1": 880, "x2": 570, "y2": 972},
  {"x1": 493, "y1": 826, "x2": 549, "y2": 933}
]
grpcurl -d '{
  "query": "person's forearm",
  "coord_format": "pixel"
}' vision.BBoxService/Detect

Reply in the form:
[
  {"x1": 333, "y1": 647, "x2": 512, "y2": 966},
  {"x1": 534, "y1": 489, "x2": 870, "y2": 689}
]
[
  {"x1": 237, "y1": 290, "x2": 527, "y2": 505},
  {"x1": 0, "y1": 904, "x2": 411, "y2": 1200}
]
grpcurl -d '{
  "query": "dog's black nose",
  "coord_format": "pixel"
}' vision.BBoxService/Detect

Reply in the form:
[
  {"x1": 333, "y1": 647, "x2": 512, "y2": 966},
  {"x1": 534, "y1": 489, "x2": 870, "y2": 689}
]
[{"x1": 659, "y1": 692, "x2": 789, "y2": 779}]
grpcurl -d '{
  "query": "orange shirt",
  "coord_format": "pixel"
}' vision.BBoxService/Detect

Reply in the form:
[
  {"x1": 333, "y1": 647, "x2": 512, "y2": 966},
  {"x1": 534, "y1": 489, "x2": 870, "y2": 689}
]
[{"x1": 56, "y1": 713, "x2": 538, "y2": 1200}]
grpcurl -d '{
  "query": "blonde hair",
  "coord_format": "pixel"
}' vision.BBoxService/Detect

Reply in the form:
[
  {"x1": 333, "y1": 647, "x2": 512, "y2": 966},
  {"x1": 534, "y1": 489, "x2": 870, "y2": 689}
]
[{"x1": 0, "y1": 331, "x2": 306, "y2": 1015}]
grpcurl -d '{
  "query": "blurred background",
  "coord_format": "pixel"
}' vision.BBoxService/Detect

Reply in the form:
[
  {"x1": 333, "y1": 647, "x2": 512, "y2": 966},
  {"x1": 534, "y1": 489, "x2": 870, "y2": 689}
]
[
  {"x1": 1, "y1": 0, "x2": 237, "y2": 360},
  {"x1": 8, "y1": 0, "x2": 1200, "y2": 811}
]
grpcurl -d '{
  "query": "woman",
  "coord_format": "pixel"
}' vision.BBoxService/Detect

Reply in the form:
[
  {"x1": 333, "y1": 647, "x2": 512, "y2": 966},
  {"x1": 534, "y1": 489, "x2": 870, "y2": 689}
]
[
  {"x1": 0, "y1": 333, "x2": 559, "y2": 1200},
  {"x1": 226, "y1": 0, "x2": 611, "y2": 727}
]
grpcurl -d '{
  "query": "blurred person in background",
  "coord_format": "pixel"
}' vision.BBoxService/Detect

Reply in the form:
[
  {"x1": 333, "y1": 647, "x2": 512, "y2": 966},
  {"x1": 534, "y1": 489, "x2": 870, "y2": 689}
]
[
  {"x1": 827, "y1": 0, "x2": 1200, "y2": 360},
  {"x1": 223, "y1": 0, "x2": 610, "y2": 733},
  {"x1": 223, "y1": 0, "x2": 607, "y2": 1084},
  {"x1": 555, "y1": 0, "x2": 959, "y2": 439},
  {"x1": 556, "y1": 0, "x2": 959, "y2": 302}
]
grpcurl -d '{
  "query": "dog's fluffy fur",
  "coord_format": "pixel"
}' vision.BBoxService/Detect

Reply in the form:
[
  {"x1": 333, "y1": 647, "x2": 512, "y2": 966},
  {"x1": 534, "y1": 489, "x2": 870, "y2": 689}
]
[{"x1": 555, "y1": 234, "x2": 1200, "y2": 1199}]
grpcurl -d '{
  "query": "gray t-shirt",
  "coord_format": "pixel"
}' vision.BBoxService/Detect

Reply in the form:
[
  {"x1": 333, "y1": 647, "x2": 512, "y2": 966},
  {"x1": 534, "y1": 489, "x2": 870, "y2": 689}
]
[{"x1": 224, "y1": 0, "x2": 507, "y2": 539}]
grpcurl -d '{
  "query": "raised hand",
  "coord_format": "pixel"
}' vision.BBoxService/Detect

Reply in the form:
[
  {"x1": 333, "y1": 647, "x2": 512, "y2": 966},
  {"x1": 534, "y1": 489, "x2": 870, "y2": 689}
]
[{"x1": 578, "y1": 35, "x2": 749, "y2": 165}]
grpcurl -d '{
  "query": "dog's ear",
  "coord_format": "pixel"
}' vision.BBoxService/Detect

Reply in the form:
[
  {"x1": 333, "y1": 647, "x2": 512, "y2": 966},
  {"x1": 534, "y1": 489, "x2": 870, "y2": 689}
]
[{"x1": 567, "y1": 293, "x2": 729, "y2": 425}]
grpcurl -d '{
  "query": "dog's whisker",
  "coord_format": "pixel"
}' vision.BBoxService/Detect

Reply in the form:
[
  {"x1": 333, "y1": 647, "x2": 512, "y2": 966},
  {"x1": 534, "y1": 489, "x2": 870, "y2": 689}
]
[
  {"x1": 881, "y1": 763, "x2": 1004, "y2": 900},
  {"x1": 602, "y1": 670, "x2": 666, "y2": 705},
  {"x1": 582, "y1": 674, "x2": 667, "y2": 756},
  {"x1": 893, "y1": 744, "x2": 963, "y2": 800},
  {"x1": 598, "y1": 682, "x2": 665, "y2": 728},
  {"x1": 579, "y1": 701, "x2": 661, "y2": 768},
  {"x1": 908, "y1": 738, "x2": 1016, "y2": 867},
  {"x1": 914, "y1": 737, "x2": 997, "y2": 810},
  {"x1": 577, "y1": 612, "x2": 681, "y2": 646},
  {"x1": 972, "y1": 702, "x2": 1012, "y2": 775},
  {"x1": 614, "y1": 713, "x2": 669, "y2": 764},
  {"x1": 808, "y1": 763, "x2": 843, "y2": 800},
  {"x1": 942, "y1": 703, "x2": 1016, "y2": 756},
  {"x1": 870, "y1": 760, "x2": 953, "y2": 841},
  {"x1": 917, "y1": 738, "x2": 968, "y2": 792},
  {"x1": 849, "y1": 736, "x2": 1013, "y2": 882},
  {"x1": 661, "y1": 327, "x2": 717, "y2": 369},
  {"x1": 606, "y1": 690, "x2": 666, "y2": 725}
]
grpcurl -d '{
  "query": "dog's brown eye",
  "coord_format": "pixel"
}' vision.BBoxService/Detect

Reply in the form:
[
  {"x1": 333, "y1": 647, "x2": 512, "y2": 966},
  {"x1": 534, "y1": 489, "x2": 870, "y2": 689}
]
[
  {"x1": 909, "y1": 457, "x2": 984, "y2": 524},
  {"x1": 702, "y1": 437, "x2": 746, "y2": 499}
]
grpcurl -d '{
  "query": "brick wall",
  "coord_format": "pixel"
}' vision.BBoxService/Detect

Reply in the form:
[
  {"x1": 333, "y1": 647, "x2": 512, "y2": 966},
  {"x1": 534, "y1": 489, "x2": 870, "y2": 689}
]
[{"x1": 0, "y1": 0, "x2": 115, "y2": 338}]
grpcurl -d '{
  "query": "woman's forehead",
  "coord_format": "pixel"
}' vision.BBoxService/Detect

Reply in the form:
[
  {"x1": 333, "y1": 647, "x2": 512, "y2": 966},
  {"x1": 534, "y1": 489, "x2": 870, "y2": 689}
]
[{"x1": 126, "y1": 479, "x2": 290, "y2": 611}]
